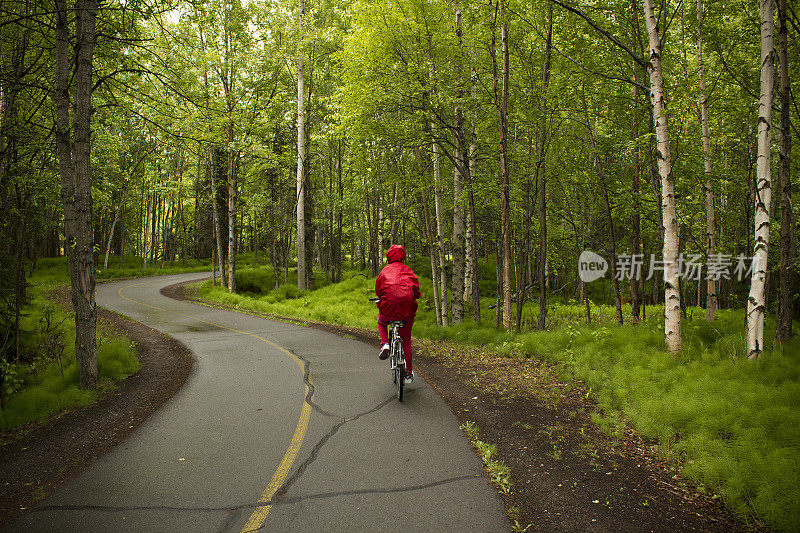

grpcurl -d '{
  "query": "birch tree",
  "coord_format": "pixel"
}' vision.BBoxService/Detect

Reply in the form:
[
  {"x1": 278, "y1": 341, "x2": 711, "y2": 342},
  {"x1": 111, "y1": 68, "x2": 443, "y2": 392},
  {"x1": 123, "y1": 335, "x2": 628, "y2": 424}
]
[
  {"x1": 493, "y1": 0, "x2": 512, "y2": 329},
  {"x1": 297, "y1": 0, "x2": 307, "y2": 290},
  {"x1": 747, "y1": 0, "x2": 775, "y2": 358},
  {"x1": 451, "y1": 2, "x2": 467, "y2": 325},
  {"x1": 222, "y1": 2, "x2": 238, "y2": 293},
  {"x1": 643, "y1": 0, "x2": 681, "y2": 353}
]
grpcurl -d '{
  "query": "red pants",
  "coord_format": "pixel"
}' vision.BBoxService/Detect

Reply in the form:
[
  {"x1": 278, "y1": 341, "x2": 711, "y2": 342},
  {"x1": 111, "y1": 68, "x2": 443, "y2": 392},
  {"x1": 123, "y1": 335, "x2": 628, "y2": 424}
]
[{"x1": 378, "y1": 315, "x2": 414, "y2": 372}]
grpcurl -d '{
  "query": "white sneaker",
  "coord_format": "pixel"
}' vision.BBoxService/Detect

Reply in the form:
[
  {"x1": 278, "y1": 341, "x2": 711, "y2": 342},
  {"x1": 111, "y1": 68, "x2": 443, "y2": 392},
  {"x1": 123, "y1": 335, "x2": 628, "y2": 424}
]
[
  {"x1": 379, "y1": 343, "x2": 390, "y2": 360},
  {"x1": 404, "y1": 371, "x2": 414, "y2": 384}
]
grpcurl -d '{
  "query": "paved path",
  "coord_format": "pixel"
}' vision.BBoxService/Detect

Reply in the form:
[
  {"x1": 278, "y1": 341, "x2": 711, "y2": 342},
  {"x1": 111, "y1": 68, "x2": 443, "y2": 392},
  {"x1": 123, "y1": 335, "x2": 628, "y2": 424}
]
[{"x1": 4, "y1": 273, "x2": 507, "y2": 532}]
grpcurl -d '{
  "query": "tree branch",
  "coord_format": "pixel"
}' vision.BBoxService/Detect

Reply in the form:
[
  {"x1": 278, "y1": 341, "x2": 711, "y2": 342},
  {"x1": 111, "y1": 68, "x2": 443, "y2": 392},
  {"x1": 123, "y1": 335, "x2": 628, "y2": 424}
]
[{"x1": 546, "y1": 0, "x2": 648, "y2": 68}]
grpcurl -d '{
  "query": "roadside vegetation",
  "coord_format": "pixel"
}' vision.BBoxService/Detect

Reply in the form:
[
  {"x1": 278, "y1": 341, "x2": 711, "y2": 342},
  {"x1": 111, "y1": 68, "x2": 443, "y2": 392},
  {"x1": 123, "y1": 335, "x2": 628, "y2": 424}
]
[
  {"x1": 0, "y1": 256, "x2": 209, "y2": 436},
  {"x1": 461, "y1": 421, "x2": 513, "y2": 496},
  {"x1": 192, "y1": 261, "x2": 800, "y2": 531},
  {"x1": 94, "y1": 255, "x2": 211, "y2": 281}
]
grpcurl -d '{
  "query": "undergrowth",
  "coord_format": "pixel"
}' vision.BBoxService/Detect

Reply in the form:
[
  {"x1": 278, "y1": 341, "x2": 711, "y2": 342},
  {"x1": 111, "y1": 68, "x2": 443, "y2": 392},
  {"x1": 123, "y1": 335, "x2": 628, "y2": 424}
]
[
  {"x1": 461, "y1": 421, "x2": 513, "y2": 495},
  {"x1": 34, "y1": 254, "x2": 211, "y2": 282},
  {"x1": 193, "y1": 264, "x2": 800, "y2": 531},
  {"x1": 0, "y1": 259, "x2": 143, "y2": 434}
]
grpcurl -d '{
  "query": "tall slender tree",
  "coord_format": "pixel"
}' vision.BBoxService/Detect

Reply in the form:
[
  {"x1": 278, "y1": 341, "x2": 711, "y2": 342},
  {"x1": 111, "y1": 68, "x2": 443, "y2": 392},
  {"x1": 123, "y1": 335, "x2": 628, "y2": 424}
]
[
  {"x1": 777, "y1": 0, "x2": 793, "y2": 341},
  {"x1": 747, "y1": 0, "x2": 775, "y2": 358},
  {"x1": 55, "y1": 0, "x2": 101, "y2": 388},
  {"x1": 222, "y1": 1, "x2": 238, "y2": 293},
  {"x1": 297, "y1": 0, "x2": 308, "y2": 290},
  {"x1": 494, "y1": 0, "x2": 512, "y2": 329},
  {"x1": 451, "y1": 2, "x2": 467, "y2": 325},
  {"x1": 643, "y1": 0, "x2": 681, "y2": 352},
  {"x1": 697, "y1": 0, "x2": 716, "y2": 321},
  {"x1": 537, "y1": 4, "x2": 553, "y2": 331}
]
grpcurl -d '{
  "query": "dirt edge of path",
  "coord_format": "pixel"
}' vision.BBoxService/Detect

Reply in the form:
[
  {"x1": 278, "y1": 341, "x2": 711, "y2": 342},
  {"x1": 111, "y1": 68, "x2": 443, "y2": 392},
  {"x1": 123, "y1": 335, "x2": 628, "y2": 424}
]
[
  {"x1": 165, "y1": 280, "x2": 755, "y2": 533},
  {"x1": 0, "y1": 296, "x2": 194, "y2": 528}
]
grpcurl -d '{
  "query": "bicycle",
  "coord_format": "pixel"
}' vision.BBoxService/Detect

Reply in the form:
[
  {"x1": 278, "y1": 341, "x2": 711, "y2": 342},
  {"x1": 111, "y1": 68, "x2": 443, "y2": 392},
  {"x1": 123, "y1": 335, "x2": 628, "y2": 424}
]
[{"x1": 370, "y1": 298, "x2": 407, "y2": 401}]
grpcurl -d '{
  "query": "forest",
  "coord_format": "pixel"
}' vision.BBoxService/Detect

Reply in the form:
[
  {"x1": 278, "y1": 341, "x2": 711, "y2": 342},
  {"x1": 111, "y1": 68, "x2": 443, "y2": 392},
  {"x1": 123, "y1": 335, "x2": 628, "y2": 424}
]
[
  {"x1": 2, "y1": 0, "x2": 797, "y2": 374},
  {"x1": 1, "y1": 0, "x2": 800, "y2": 526},
  {"x1": 1, "y1": 0, "x2": 798, "y2": 372}
]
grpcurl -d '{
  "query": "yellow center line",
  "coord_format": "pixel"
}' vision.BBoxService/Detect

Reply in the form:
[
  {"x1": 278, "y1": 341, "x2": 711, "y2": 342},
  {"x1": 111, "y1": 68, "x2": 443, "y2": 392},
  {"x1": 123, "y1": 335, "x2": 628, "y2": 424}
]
[{"x1": 115, "y1": 280, "x2": 312, "y2": 531}]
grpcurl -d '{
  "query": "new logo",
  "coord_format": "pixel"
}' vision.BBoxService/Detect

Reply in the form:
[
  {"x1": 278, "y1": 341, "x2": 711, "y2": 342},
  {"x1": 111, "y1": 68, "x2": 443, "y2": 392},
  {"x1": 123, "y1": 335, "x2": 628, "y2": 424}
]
[{"x1": 578, "y1": 250, "x2": 608, "y2": 282}]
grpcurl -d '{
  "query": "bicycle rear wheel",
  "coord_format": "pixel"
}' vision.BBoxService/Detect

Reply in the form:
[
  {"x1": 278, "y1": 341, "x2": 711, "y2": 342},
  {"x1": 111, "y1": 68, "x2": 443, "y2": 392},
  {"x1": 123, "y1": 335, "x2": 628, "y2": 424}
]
[{"x1": 397, "y1": 361, "x2": 405, "y2": 401}]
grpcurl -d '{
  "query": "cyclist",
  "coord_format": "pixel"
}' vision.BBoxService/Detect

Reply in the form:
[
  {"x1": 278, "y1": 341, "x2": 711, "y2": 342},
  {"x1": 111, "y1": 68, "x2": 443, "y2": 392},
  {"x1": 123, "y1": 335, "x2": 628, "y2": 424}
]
[{"x1": 374, "y1": 244, "x2": 420, "y2": 384}]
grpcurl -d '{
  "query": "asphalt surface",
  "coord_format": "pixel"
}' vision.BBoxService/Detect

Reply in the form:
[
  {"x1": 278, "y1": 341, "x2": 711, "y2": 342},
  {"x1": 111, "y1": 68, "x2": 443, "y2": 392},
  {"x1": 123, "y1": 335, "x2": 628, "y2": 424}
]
[{"x1": 4, "y1": 273, "x2": 507, "y2": 532}]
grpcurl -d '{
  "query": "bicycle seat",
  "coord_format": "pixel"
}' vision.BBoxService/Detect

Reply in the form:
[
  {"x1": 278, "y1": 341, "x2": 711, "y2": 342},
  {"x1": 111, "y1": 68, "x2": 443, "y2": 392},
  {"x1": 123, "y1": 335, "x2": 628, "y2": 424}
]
[{"x1": 388, "y1": 320, "x2": 406, "y2": 327}]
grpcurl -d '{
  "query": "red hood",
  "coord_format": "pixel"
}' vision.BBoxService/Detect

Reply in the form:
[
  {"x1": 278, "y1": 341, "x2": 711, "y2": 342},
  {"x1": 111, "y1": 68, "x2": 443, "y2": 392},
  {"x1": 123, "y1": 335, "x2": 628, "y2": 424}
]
[{"x1": 386, "y1": 244, "x2": 406, "y2": 263}]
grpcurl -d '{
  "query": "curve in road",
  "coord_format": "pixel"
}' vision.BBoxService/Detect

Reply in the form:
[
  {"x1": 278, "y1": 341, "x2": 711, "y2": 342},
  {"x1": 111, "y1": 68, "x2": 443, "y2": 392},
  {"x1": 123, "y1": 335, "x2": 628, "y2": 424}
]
[
  {"x1": 4, "y1": 273, "x2": 507, "y2": 533},
  {"x1": 116, "y1": 278, "x2": 313, "y2": 530}
]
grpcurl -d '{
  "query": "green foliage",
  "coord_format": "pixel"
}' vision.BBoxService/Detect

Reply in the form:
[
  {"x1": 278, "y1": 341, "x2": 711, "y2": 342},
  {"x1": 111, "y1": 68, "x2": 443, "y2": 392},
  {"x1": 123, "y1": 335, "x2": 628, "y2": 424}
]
[
  {"x1": 273, "y1": 283, "x2": 302, "y2": 302},
  {"x1": 98, "y1": 336, "x2": 141, "y2": 382},
  {"x1": 196, "y1": 267, "x2": 377, "y2": 327},
  {"x1": 0, "y1": 332, "x2": 139, "y2": 431},
  {"x1": 0, "y1": 385, "x2": 96, "y2": 432},
  {"x1": 235, "y1": 268, "x2": 276, "y2": 294},
  {"x1": 98, "y1": 255, "x2": 210, "y2": 280},
  {"x1": 512, "y1": 310, "x2": 800, "y2": 530},
  {"x1": 0, "y1": 266, "x2": 140, "y2": 432},
  {"x1": 2, "y1": 0, "x2": 790, "y2": 524}
]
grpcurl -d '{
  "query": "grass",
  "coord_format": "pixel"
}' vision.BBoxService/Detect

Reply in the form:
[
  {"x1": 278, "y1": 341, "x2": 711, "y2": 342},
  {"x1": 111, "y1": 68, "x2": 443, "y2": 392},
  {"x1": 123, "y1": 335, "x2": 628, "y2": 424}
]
[
  {"x1": 33, "y1": 254, "x2": 211, "y2": 282},
  {"x1": 0, "y1": 333, "x2": 140, "y2": 431},
  {"x1": 462, "y1": 419, "x2": 527, "y2": 531},
  {"x1": 529, "y1": 313, "x2": 800, "y2": 531},
  {"x1": 192, "y1": 263, "x2": 800, "y2": 531},
  {"x1": 461, "y1": 421, "x2": 513, "y2": 495},
  {"x1": 0, "y1": 256, "x2": 157, "y2": 434}
]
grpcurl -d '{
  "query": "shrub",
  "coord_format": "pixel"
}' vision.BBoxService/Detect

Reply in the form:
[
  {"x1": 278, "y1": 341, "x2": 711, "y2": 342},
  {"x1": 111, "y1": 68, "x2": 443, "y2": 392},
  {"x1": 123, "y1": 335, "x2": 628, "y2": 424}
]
[{"x1": 235, "y1": 268, "x2": 276, "y2": 295}]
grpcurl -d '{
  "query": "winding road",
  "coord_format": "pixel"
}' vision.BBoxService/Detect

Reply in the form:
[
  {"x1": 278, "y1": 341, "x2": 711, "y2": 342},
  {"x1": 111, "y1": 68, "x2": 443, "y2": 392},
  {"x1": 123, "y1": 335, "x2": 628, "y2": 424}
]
[{"x1": 4, "y1": 273, "x2": 507, "y2": 532}]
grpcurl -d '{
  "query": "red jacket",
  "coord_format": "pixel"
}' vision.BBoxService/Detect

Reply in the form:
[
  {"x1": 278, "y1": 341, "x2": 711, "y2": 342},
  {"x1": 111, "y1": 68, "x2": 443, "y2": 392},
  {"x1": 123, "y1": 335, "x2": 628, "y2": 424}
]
[{"x1": 375, "y1": 245, "x2": 420, "y2": 320}]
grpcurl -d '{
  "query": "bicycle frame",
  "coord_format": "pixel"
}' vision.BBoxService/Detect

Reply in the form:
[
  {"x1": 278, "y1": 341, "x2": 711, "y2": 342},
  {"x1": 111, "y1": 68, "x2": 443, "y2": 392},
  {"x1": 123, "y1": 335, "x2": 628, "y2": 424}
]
[
  {"x1": 369, "y1": 298, "x2": 408, "y2": 401},
  {"x1": 387, "y1": 320, "x2": 406, "y2": 401}
]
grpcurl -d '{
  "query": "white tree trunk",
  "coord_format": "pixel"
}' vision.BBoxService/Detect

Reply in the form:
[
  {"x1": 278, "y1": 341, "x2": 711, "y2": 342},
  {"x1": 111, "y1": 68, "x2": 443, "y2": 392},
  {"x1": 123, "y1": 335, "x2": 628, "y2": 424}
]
[
  {"x1": 296, "y1": 0, "x2": 307, "y2": 291},
  {"x1": 747, "y1": 0, "x2": 776, "y2": 358},
  {"x1": 432, "y1": 133, "x2": 449, "y2": 327},
  {"x1": 425, "y1": 188, "x2": 443, "y2": 327},
  {"x1": 223, "y1": 12, "x2": 237, "y2": 293},
  {"x1": 465, "y1": 69, "x2": 480, "y2": 323},
  {"x1": 451, "y1": 3, "x2": 467, "y2": 324},
  {"x1": 643, "y1": 0, "x2": 682, "y2": 353},
  {"x1": 427, "y1": 37, "x2": 449, "y2": 326},
  {"x1": 464, "y1": 118, "x2": 477, "y2": 306},
  {"x1": 414, "y1": 146, "x2": 443, "y2": 326}
]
